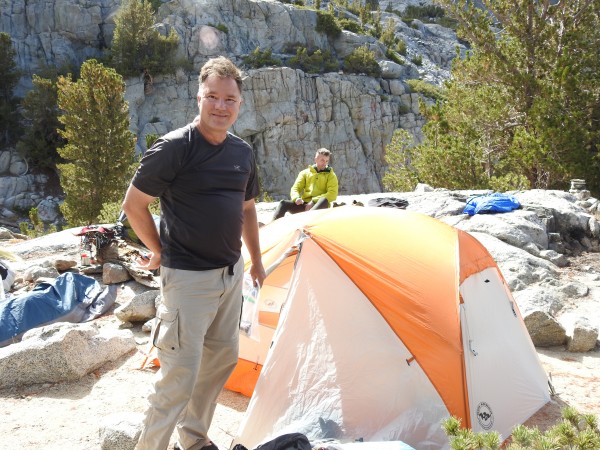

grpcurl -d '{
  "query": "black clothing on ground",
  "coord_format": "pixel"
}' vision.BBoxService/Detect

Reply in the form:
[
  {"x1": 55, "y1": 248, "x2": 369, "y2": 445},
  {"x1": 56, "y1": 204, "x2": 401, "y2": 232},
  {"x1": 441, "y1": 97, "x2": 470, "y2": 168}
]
[{"x1": 367, "y1": 197, "x2": 409, "y2": 209}]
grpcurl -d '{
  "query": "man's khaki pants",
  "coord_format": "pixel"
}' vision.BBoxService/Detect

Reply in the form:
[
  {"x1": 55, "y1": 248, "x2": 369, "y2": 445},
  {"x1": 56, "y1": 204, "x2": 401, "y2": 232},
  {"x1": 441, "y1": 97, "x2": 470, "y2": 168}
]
[{"x1": 135, "y1": 257, "x2": 243, "y2": 450}]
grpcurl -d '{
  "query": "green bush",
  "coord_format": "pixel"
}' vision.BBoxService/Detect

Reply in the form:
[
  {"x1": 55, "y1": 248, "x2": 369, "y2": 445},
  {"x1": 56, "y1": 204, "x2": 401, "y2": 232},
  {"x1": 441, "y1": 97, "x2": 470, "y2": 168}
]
[
  {"x1": 16, "y1": 73, "x2": 66, "y2": 169},
  {"x1": 100, "y1": 197, "x2": 159, "y2": 224},
  {"x1": 18, "y1": 222, "x2": 28, "y2": 235},
  {"x1": 343, "y1": 0, "x2": 361, "y2": 16},
  {"x1": 242, "y1": 47, "x2": 282, "y2": 69},
  {"x1": 143, "y1": 28, "x2": 181, "y2": 75},
  {"x1": 288, "y1": 47, "x2": 339, "y2": 74},
  {"x1": 148, "y1": 0, "x2": 161, "y2": 13},
  {"x1": 364, "y1": 0, "x2": 379, "y2": 10},
  {"x1": 396, "y1": 39, "x2": 407, "y2": 56},
  {"x1": 411, "y1": 54, "x2": 423, "y2": 66},
  {"x1": 108, "y1": 0, "x2": 180, "y2": 77},
  {"x1": 257, "y1": 183, "x2": 274, "y2": 203},
  {"x1": 387, "y1": 6, "x2": 403, "y2": 17},
  {"x1": 0, "y1": 32, "x2": 21, "y2": 147},
  {"x1": 380, "y1": 17, "x2": 396, "y2": 47},
  {"x1": 19, "y1": 208, "x2": 58, "y2": 238},
  {"x1": 406, "y1": 79, "x2": 446, "y2": 101},
  {"x1": 366, "y1": 27, "x2": 381, "y2": 39},
  {"x1": 343, "y1": 45, "x2": 381, "y2": 77},
  {"x1": 443, "y1": 406, "x2": 600, "y2": 450},
  {"x1": 339, "y1": 18, "x2": 363, "y2": 34},
  {"x1": 403, "y1": 5, "x2": 446, "y2": 22},
  {"x1": 145, "y1": 133, "x2": 160, "y2": 149},
  {"x1": 386, "y1": 49, "x2": 404, "y2": 65},
  {"x1": 382, "y1": 128, "x2": 418, "y2": 192},
  {"x1": 437, "y1": 16, "x2": 458, "y2": 30},
  {"x1": 316, "y1": 10, "x2": 342, "y2": 38},
  {"x1": 97, "y1": 201, "x2": 123, "y2": 224},
  {"x1": 401, "y1": 5, "x2": 458, "y2": 30},
  {"x1": 489, "y1": 173, "x2": 531, "y2": 192}
]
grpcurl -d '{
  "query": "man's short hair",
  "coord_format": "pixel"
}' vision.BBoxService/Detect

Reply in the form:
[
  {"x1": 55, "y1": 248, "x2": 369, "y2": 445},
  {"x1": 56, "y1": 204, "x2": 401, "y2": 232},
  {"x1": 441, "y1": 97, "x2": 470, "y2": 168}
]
[
  {"x1": 315, "y1": 148, "x2": 331, "y2": 157},
  {"x1": 198, "y1": 56, "x2": 243, "y2": 94}
]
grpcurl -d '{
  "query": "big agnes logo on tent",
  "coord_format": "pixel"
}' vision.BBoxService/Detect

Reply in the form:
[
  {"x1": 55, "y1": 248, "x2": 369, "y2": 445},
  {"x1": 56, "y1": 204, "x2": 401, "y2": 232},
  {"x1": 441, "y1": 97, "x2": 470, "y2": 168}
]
[{"x1": 477, "y1": 402, "x2": 494, "y2": 430}]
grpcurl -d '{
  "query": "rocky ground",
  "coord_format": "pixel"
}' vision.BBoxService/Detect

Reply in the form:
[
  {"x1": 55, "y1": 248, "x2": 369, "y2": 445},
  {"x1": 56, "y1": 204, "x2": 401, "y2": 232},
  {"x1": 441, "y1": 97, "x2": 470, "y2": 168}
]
[
  {"x1": 0, "y1": 315, "x2": 249, "y2": 450},
  {"x1": 0, "y1": 200, "x2": 599, "y2": 450},
  {"x1": 0, "y1": 316, "x2": 598, "y2": 450},
  {"x1": 0, "y1": 272, "x2": 598, "y2": 450}
]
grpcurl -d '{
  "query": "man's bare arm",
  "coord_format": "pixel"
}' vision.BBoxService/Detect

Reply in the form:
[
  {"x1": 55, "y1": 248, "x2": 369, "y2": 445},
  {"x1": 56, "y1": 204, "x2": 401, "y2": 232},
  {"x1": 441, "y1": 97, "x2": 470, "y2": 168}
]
[
  {"x1": 122, "y1": 184, "x2": 161, "y2": 270},
  {"x1": 242, "y1": 199, "x2": 266, "y2": 287}
]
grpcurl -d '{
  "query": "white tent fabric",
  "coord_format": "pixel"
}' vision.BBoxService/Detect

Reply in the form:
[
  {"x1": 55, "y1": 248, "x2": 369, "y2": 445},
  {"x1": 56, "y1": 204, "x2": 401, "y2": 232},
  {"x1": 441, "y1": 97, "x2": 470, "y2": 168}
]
[
  {"x1": 229, "y1": 207, "x2": 551, "y2": 450},
  {"x1": 460, "y1": 268, "x2": 551, "y2": 438},
  {"x1": 234, "y1": 239, "x2": 448, "y2": 449}
]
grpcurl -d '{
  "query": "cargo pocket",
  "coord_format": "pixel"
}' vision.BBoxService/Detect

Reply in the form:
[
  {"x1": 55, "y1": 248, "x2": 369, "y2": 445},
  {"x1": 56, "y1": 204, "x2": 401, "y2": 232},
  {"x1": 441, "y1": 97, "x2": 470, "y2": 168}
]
[{"x1": 152, "y1": 304, "x2": 180, "y2": 352}]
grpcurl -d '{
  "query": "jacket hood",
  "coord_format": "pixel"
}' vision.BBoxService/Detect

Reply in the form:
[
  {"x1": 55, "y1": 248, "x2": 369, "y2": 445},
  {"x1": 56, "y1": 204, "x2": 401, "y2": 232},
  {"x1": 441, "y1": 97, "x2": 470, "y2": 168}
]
[{"x1": 310, "y1": 164, "x2": 332, "y2": 173}]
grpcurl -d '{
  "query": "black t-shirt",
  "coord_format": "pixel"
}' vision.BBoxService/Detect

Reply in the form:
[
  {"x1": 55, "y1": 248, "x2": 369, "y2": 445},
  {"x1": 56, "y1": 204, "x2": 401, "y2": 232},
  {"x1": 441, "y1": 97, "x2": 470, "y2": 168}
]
[{"x1": 132, "y1": 123, "x2": 259, "y2": 270}]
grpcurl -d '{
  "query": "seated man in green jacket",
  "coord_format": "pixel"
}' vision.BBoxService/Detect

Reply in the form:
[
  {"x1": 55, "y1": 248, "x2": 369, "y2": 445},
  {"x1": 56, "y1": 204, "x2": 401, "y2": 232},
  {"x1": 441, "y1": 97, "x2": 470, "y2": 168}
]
[{"x1": 272, "y1": 148, "x2": 339, "y2": 221}]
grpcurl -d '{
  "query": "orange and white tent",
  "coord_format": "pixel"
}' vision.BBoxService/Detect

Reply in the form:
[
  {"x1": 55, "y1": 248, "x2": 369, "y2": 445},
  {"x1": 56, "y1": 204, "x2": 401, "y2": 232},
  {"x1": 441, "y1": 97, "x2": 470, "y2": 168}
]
[{"x1": 227, "y1": 206, "x2": 550, "y2": 449}]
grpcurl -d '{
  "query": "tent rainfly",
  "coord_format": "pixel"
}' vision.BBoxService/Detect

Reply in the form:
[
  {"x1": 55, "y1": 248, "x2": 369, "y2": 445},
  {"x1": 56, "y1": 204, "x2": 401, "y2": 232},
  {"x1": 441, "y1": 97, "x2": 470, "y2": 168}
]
[{"x1": 226, "y1": 206, "x2": 551, "y2": 450}]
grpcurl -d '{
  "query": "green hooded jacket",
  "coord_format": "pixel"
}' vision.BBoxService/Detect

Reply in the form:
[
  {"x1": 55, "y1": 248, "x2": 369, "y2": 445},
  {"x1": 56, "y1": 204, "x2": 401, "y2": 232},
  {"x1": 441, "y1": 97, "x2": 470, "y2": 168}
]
[{"x1": 290, "y1": 164, "x2": 338, "y2": 205}]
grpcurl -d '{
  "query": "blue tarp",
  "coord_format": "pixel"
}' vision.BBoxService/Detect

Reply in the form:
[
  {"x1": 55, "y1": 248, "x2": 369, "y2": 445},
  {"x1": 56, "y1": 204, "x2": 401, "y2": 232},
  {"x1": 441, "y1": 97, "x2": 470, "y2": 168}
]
[
  {"x1": 463, "y1": 192, "x2": 521, "y2": 216},
  {"x1": 0, "y1": 272, "x2": 117, "y2": 347}
]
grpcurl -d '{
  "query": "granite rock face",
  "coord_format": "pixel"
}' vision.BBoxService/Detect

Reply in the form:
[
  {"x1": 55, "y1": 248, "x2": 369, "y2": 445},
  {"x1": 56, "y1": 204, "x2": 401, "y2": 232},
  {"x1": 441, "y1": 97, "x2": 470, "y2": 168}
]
[{"x1": 1, "y1": 0, "x2": 463, "y2": 206}]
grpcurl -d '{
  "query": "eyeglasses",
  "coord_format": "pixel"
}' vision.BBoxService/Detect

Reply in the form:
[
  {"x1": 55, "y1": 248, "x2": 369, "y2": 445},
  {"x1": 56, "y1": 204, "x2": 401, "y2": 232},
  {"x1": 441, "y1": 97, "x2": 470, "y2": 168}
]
[{"x1": 201, "y1": 94, "x2": 241, "y2": 107}]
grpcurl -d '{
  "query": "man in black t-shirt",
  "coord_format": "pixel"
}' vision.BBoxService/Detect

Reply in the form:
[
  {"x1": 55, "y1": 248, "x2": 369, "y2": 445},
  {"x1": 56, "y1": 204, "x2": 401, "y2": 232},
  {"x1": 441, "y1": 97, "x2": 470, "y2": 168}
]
[{"x1": 123, "y1": 56, "x2": 266, "y2": 450}]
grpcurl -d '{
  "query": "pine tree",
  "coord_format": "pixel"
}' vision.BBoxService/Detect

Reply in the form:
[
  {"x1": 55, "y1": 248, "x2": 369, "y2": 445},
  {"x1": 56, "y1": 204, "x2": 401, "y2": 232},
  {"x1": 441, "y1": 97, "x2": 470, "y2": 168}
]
[
  {"x1": 16, "y1": 73, "x2": 66, "y2": 169},
  {"x1": 109, "y1": 0, "x2": 179, "y2": 78},
  {"x1": 411, "y1": 100, "x2": 490, "y2": 190},
  {"x1": 56, "y1": 59, "x2": 137, "y2": 226},
  {"x1": 412, "y1": 0, "x2": 600, "y2": 193},
  {"x1": 343, "y1": 45, "x2": 381, "y2": 77},
  {"x1": 382, "y1": 128, "x2": 418, "y2": 192},
  {"x1": 0, "y1": 32, "x2": 21, "y2": 146},
  {"x1": 380, "y1": 17, "x2": 396, "y2": 48}
]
